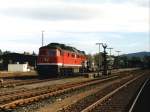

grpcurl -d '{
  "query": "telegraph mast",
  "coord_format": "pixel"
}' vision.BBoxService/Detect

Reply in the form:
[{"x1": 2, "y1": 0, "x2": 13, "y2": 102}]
[{"x1": 41, "y1": 30, "x2": 45, "y2": 46}]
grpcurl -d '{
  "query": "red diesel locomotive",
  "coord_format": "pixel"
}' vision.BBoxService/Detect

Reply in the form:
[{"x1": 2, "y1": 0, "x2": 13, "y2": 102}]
[{"x1": 37, "y1": 43, "x2": 87, "y2": 77}]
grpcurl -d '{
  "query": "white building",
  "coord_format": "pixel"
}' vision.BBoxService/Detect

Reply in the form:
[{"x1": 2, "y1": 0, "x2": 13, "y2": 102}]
[{"x1": 8, "y1": 63, "x2": 30, "y2": 72}]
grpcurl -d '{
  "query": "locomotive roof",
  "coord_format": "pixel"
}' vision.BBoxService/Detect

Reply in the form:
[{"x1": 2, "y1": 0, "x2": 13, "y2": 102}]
[{"x1": 40, "y1": 43, "x2": 85, "y2": 55}]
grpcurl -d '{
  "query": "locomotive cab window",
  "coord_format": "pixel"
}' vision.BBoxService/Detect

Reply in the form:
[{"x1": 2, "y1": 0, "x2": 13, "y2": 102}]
[{"x1": 49, "y1": 50, "x2": 56, "y2": 56}]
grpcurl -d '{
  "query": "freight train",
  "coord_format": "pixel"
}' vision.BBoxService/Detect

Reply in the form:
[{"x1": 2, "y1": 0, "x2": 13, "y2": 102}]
[{"x1": 37, "y1": 43, "x2": 87, "y2": 77}]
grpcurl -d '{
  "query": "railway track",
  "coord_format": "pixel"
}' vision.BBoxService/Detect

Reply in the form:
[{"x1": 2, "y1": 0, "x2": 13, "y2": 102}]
[
  {"x1": 129, "y1": 78, "x2": 150, "y2": 112},
  {"x1": 0, "y1": 74, "x2": 119, "y2": 97},
  {"x1": 59, "y1": 71, "x2": 148, "y2": 112},
  {"x1": 0, "y1": 75, "x2": 120, "y2": 111},
  {"x1": 0, "y1": 72, "x2": 136, "y2": 111},
  {"x1": 0, "y1": 70, "x2": 136, "y2": 88},
  {"x1": 0, "y1": 78, "x2": 56, "y2": 88},
  {"x1": 81, "y1": 75, "x2": 143, "y2": 112},
  {"x1": 0, "y1": 70, "x2": 147, "y2": 112}
]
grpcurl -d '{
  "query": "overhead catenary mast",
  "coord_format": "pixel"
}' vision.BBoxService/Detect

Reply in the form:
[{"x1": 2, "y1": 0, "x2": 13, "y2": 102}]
[
  {"x1": 116, "y1": 50, "x2": 121, "y2": 56},
  {"x1": 96, "y1": 43, "x2": 103, "y2": 74},
  {"x1": 116, "y1": 50, "x2": 121, "y2": 69},
  {"x1": 107, "y1": 47, "x2": 113, "y2": 56}
]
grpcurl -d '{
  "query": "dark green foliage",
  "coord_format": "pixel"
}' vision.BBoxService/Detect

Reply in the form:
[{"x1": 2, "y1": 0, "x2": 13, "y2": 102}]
[
  {"x1": 143, "y1": 56, "x2": 150, "y2": 68},
  {"x1": 0, "y1": 49, "x2": 2, "y2": 55},
  {"x1": 3, "y1": 50, "x2": 11, "y2": 55},
  {"x1": 32, "y1": 51, "x2": 36, "y2": 56},
  {"x1": 113, "y1": 55, "x2": 150, "y2": 68},
  {"x1": 128, "y1": 56, "x2": 142, "y2": 67}
]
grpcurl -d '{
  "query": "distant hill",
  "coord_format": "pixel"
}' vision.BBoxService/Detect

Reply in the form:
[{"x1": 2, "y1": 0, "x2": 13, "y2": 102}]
[{"x1": 122, "y1": 52, "x2": 150, "y2": 58}]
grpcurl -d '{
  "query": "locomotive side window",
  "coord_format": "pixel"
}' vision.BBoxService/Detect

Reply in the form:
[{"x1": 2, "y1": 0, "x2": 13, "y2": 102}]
[{"x1": 72, "y1": 53, "x2": 75, "y2": 58}]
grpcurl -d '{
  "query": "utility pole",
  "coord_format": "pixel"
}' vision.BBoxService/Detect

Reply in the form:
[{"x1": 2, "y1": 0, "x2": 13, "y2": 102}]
[
  {"x1": 149, "y1": 35, "x2": 150, "y2": 52},
  {"x1": 41, "y1": 30, "x2": 45, "y2": 46},
  {"x1": 96, "y1": 43, "x2": 103, "y2": 75},
  {"x1": 116, "y1": 51, "x2": 121, "y2": 70}
]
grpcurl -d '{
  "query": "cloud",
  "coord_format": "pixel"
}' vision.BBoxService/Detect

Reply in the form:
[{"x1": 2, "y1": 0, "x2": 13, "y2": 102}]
[
  {"x1": 0, "y1": 1, "x2": 148, "y2": 32},
  {"x1": 124, "y1": 0, "x2": 149, "y2": 7},
  {"x1": 0, "y1": 2, "x2": 98, "y2": 21},
  {"x1": 63, "y1": 0, "x2": 150, "y2": 7},
  {"x1": 0, "y1": 0, "x2": 149, "y2": 54}
]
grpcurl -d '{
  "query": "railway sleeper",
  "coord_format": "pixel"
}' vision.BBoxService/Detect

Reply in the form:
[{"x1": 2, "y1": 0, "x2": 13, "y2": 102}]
[{"x1": 0, "y1": 76, "x2": 120, "y2": 110}]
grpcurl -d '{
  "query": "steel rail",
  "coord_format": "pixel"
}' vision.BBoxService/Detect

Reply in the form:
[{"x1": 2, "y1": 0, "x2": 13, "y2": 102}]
[
  {"x1": 81, "y1": 75, "x2": 143, "y2": 112},
  {"x1": 0, "y1": 76, "x2": 118, "y2": 110},
  {"x1": 128, "y1": 78, "x2": 149, "y2": 112}
]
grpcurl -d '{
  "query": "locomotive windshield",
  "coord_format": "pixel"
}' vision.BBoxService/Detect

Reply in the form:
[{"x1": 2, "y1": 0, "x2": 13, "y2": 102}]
[{"x1": 48, "y1": 50, "x2": 56, "y2": 56}]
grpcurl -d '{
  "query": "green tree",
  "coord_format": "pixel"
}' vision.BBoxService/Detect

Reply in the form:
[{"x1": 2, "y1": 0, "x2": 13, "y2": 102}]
[
  {"x1": 128, "y1": 56, "x2": 142, "y2": 67},
  {"x1": 32, "y1": 51, "x2": 36, "y2": 56},
  {"x1": 119, "y1": 56, "x2": 128, "y2": 68},
  {"x1": 143, "y1": 56, "x2": 150, "y2": 68},
  {"x1": 3, "y1": 51, "x2": 11, "y2": 55},
  {"x1": 0, "y1": 49, "x2": 2, "y2": 55}
]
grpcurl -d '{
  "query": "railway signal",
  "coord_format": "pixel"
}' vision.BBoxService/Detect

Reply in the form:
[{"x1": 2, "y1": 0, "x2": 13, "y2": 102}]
[{"x1": 102, "y1": 43, "x2": 108, "y2": 76}]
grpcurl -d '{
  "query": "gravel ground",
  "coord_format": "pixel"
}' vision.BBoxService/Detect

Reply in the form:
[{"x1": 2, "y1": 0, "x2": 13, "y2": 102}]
[
  {"x1": 15, "y1": 76, "x2": 92, "y2": 89},
  {"x1": 0, "y1": 76, "x2": 92, "y2": 93}
]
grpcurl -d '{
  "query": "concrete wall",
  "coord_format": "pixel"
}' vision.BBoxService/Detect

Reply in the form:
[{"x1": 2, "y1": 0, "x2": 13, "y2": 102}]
[{"x1": 8, "y1": 64, "x2": 30, "y2": 72}]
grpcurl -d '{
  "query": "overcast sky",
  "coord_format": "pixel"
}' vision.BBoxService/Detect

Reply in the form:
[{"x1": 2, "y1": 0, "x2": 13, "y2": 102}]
[{"x1": 0, "y1": 0, "x2": 149, "y2": 55}]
